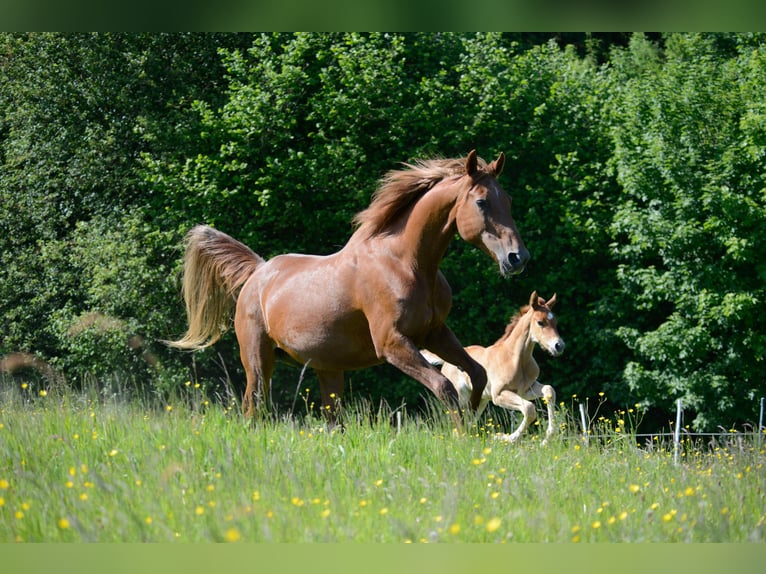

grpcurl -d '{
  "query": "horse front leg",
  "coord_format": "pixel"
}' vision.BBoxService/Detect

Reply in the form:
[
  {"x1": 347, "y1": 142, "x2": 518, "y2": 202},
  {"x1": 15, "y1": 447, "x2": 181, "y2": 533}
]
[
  {"x1": 524, "y1": 381, "x2": 557, "y2": 445},
  {"x1": 422, "y1": 324, "x2": 487, "y2": 411},
  {"x1": 493, "y1": 390, "x2": 536, "y2": 443},
  {"x1": 380, "y1": 332, "x2": 463, "y2": 430}
]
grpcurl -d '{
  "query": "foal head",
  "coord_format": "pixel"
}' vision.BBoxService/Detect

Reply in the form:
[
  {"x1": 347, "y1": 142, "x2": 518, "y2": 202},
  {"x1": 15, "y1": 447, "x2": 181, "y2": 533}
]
[
  {"x1": 453, "y1": 150, "x2": 529, "y2": 276},
  {"x1": 527, "y1": 291, "x2": 565, "y2": 356}
]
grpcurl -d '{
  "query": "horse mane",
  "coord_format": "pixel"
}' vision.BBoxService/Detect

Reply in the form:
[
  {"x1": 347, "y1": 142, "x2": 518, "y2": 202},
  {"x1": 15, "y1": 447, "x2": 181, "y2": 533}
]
[
  {"x1": 352, "y1": 155, "x2": 492, "y2": 238},
  {"x1": 495, "y1": 305, "x2": 530, "y2": 344}
]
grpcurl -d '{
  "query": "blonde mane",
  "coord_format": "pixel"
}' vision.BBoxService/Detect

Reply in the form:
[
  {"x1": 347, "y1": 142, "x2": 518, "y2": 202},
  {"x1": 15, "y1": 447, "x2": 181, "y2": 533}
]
[{"x1": 495, "y1": 305, "x2": 530, "y2": 344}]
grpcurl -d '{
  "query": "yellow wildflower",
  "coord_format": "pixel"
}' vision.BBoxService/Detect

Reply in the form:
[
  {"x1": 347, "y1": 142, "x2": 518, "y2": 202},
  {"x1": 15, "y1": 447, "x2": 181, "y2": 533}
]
[{"x1": 485, "y1": 517, "x2": 502, "y2": 533}]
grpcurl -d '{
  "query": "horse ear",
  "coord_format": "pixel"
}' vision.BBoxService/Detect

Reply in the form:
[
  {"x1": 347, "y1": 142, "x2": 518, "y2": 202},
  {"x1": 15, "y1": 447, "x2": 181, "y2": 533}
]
[
  {"x1": 490, "y1": 152, "x2": 505, "y2": 177},
  {"x1": 466, "y1": 149, "x2": 478, "y2": 176},
  {"x1": 547, "y1": 293, "x2": 557, "y2": 309},
  {"x1": 529, "y1": 290, "x2": 539, "y2": 308}
]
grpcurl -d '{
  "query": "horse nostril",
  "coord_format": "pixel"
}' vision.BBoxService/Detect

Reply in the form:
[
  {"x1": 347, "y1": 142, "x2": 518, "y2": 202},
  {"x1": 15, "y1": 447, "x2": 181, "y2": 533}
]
[
  {"x1": 555, "y1": 340, "x2": 565, "y2": 353},
  {"x1": 508, "y1": 249, "x2": 530, "y2": 269}
]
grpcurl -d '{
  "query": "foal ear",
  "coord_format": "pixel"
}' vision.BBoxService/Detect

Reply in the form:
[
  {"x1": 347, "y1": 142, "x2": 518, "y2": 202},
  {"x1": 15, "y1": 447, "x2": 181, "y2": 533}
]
[
  {"x1": 465, "y1": 149, "x2": 478, "y2": 176},
  {"x1": 529, "y1": 290, "x2": 539, "y2": 308},
  {"x1": 547, "y1": 293, "x2": 557, "y2": 309},
  {"x1": 489, "y1": 151, "x2": 505, "y2": 177}
]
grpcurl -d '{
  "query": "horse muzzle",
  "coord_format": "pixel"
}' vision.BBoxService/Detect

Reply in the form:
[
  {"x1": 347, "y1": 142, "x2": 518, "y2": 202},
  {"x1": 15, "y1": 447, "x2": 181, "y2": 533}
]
[
  {"x1": 500, "y1": 248, "x2": 530, "y2": 277},
  {"x1": 548, "y1": 338, "x2": 566, "y2": 357}
]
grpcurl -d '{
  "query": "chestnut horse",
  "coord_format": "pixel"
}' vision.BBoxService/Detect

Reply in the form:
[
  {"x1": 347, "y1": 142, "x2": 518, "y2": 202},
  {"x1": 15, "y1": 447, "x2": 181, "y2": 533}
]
[
  {"x1": 169, "y1": 150, "x2": 529, "y2": 424},
  {"x1": 422, "y1": 292, "x2": 564, "y2": 443}
]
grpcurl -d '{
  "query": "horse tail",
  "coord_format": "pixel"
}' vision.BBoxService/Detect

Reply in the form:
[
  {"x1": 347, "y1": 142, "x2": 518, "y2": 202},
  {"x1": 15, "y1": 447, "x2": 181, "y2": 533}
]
[{"x1": 167, "y1": 225, "x2": 265, "y2": 350}]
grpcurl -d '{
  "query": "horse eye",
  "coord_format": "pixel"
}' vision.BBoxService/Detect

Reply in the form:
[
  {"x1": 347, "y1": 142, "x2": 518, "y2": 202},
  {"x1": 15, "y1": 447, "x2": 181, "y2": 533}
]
[
  {"x1": 476, "y1": 198, "x2": 488, "y2": 210},
  {"x1": 537, "y1": 321, "x2": 545, "y2": 327}
]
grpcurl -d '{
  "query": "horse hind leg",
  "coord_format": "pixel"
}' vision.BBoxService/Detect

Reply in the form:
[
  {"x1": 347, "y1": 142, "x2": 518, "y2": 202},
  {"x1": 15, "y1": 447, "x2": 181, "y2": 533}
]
[
  {"x1": 238, "y1": 328, "x2": 275, "y2": 421},
  {"x1": 242, "y1": 364, "x2": 273, "y2": 420}
]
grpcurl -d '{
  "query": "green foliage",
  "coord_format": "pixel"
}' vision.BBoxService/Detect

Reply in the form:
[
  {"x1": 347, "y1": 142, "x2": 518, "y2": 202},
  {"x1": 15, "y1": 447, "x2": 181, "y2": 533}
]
[
  {"x1": 0, "y1": 33, "x2": 250, "y2": 394},
  {"x1": 606, "y1": 33, "x2": 766, "y2": 429},
  {"x1": 2, "y1": 32, "x2": 765, "y2": 431}
]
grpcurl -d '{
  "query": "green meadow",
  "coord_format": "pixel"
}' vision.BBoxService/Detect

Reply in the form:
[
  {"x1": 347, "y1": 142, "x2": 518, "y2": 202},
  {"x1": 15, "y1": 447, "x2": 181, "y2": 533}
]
[{"x1": 1, "y1": 384, "x2": 764, "y2": 543}]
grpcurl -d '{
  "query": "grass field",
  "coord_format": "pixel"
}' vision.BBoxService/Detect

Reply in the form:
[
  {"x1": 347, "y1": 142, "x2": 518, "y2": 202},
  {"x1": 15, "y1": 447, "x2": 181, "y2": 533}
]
[{"x1": 1, "y1": 383, "x2": 764, "y2": 543}]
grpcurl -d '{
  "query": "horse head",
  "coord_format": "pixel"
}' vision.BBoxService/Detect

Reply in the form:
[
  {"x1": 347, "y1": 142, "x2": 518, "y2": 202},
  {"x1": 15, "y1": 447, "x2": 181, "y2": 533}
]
[
  {"x1": 454, "y1": 150, "x2": 530, "y2": 277},
  {"x1": 528, "y1": 290, "x2": 565, "y2": 356}
]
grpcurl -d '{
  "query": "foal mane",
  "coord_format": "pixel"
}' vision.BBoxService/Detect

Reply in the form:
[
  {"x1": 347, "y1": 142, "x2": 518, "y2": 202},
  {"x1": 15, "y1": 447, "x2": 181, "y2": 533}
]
[
  {"x1": 495, "y1": 305, "x2": 531, "y2": 344},
  {"x1": 495, "y1": 296, "x2": 553, "y2": 344},
  {"x1": 352, "y1": 155, "x2": 492, "y2": 238}
]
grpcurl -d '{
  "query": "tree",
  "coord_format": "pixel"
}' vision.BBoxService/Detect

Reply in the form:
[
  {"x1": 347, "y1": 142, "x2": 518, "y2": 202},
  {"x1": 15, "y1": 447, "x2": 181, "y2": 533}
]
[
  {"x1": 0, "y1": 33, "x2": 252, "y2": 393},
  {"x1": 605, "y1": 33, "x2": 766, "y2": 429}
]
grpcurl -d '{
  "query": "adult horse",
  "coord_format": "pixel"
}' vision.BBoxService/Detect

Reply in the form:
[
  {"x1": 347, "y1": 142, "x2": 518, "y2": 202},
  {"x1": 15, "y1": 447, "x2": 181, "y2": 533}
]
[{"x1": 168, "y1": 150, "x2": 529, "y2": 424}]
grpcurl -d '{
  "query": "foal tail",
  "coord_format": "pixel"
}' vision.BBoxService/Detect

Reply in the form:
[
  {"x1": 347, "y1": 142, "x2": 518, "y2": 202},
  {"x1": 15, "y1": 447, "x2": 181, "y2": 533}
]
[
  {"x1": 167, "y1": 225, "x2": 264, "y2": 350},
  {"x1": 419, "y1": 349, "x2": 445, "y2": 368}
]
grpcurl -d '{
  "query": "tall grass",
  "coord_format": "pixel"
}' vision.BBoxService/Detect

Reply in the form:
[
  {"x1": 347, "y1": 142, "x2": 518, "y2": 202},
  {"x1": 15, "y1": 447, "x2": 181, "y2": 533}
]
[{"x1": 1, "y1": 382, "x2": 764, "y2": 542}]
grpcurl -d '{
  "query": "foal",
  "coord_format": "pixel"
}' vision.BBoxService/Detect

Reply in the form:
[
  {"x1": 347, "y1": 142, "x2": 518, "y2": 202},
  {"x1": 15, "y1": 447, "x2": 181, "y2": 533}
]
[{"x1": 423, "y1": 292, "x2": 564, "y2": 443}]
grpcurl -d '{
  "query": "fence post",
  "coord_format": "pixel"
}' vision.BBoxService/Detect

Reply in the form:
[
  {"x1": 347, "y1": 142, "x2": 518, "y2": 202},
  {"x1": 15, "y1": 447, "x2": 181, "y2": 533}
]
[
  {"x1": 673, "y1": 399, "x2": 682, "y2": 465},
  {"x1": 579, "y1": 402, "x2": 589, "y2": 446},
  {"x1": 759, "y1": 397, "x2": 764, "y2": 446}
]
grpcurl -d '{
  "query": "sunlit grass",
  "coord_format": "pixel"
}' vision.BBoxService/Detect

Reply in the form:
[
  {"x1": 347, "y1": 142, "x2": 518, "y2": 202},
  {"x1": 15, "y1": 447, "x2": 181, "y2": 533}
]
[{"x1": 1, "y1": 383, "x2": 764, "y2": 542}]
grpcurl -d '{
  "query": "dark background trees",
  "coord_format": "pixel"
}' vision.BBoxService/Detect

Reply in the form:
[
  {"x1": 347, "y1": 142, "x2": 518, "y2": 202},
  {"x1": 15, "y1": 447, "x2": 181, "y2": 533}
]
[{"x1": 2, "y1": 33, "x2": 764, "y2": 431}]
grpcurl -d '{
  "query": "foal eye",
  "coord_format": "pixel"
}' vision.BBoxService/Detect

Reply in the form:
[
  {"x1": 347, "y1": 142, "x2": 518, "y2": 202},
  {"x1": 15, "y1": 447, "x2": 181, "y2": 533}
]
[
  {"x1": 476, "y1": 198, "x2": 488, "y2": 210},
  {"x1": 537, "y1": 321, "x2": 545, "y2": 327}
]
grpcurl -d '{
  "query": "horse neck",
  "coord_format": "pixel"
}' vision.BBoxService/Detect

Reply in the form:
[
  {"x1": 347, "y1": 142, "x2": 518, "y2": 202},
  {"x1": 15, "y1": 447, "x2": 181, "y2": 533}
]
[
  {"x1": 398, "y1": 178, "x2": 462, "y2": 274},
  {"x1": 497, "y1": 311, "x2": 537, "y2": 364}
]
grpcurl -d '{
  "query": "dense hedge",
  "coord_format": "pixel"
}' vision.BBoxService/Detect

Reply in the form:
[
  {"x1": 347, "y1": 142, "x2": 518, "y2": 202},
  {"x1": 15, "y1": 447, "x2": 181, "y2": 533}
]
[{"x1": 2, "y1": 33, "x2": 764, "y2": 430}]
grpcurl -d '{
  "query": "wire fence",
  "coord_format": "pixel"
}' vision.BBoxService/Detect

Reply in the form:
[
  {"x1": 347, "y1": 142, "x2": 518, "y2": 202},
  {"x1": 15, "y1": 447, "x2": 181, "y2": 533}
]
[{"x1": 569, "y1": 397, "x2": 766, "y2": 464}]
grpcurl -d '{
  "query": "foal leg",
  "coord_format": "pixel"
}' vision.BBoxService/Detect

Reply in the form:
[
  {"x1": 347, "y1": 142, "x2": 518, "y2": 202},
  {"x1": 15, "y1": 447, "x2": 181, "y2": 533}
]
[
  {"x1": 492, "y1": 390, "x2": 536, "y2": 443},
  {"x1": 523, "y1": 382, "x2": 557, "y2": 444}
]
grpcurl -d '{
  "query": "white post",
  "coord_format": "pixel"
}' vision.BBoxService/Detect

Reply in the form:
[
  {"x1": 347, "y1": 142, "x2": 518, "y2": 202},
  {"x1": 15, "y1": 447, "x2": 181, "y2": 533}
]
[
  {"x1": 579, "y1": 403, "x2": 589, "y2": 445},
  {"x1": 396, "y1": 410, "x2": 402, "y2": 434},
  {"x1": 673, "y1": 399, "x2": 682, "y2": 465},
  {"x1": 758, "y1": 397, "x2": 764, "y2": 446}
]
